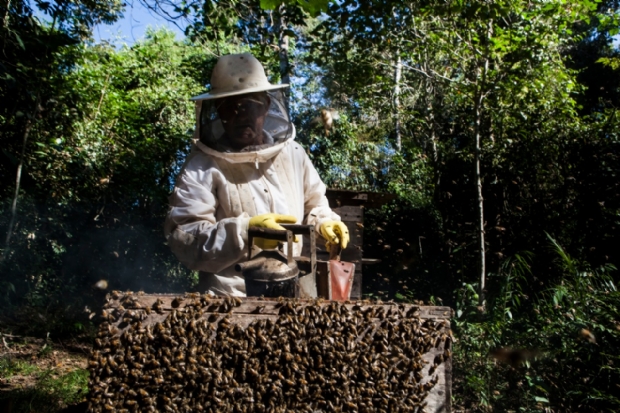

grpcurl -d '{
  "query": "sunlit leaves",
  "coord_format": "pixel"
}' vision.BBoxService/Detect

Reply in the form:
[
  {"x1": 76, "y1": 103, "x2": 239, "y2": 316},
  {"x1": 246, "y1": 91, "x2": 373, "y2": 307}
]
[{"x1": 259, "y1": 0, "x2": 330, "y2": 17}]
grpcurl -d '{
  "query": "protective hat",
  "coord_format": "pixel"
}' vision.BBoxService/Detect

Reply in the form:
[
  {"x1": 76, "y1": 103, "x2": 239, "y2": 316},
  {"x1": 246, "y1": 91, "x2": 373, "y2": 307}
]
[{"x1": 191, "y1": 53, "x2": 289, "y2": 101}]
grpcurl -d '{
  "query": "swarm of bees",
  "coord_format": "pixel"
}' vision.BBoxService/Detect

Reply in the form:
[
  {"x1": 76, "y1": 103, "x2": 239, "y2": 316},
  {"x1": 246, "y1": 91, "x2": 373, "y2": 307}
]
[{"x1": 88, "y1": 291, "x2": 452, "y2": 413}]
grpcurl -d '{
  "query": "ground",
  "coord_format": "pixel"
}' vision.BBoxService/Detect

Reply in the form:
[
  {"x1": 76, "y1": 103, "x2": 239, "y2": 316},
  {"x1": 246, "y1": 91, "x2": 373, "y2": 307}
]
[{"x1": 0, "y1": 331, "x2": 90, "y2": 413}]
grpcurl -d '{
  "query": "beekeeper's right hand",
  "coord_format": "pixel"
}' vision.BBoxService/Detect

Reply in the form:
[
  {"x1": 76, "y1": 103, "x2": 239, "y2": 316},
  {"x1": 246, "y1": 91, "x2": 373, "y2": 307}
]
[{"x1": 249, "y1": 213, "x2": 297, "y2": 249}]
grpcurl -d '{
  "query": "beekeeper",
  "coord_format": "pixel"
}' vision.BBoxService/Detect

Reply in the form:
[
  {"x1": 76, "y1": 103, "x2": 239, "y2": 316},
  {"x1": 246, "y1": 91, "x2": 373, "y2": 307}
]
[{"x1": 164, "y1": 53, "x2": 349, "y2": 296}]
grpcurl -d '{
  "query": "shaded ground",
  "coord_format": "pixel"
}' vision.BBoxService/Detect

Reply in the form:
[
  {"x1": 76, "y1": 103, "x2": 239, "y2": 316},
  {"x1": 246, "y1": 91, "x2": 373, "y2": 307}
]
[{"x1": 0, "y1": 329, "x2": 91, "y2": 413}]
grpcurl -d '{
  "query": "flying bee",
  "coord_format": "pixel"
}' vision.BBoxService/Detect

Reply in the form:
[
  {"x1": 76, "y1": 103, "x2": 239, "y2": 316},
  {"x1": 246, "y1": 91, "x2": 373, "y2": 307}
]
[
  {"x1": 490, "y1": 347, "x2": 541, "y2": 368},
  {"x1": 310, "y1": 108, "x2": 340, "y2": 136},
  {"x1": 580, "y1": 328, "x2": 596, "y2": 344}
]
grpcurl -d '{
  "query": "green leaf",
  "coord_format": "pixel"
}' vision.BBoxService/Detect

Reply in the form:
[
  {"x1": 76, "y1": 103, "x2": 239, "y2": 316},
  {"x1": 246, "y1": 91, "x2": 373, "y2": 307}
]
[
  {"x1": 296, "y1": 0, "x2": 330, "y2": 16},
  {"x1": 259, "y1": 0, "x2": 279, "y2": 10},
  {"x1": 13, "y1": 32, "x2": 25, "y2": 50}
]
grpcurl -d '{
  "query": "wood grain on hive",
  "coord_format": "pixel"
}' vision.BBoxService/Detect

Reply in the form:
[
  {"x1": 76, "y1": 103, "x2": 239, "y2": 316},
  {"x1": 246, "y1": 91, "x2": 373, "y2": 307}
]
[{"x1": 88, "y1": 293, "x2": 452, "y2": 413}]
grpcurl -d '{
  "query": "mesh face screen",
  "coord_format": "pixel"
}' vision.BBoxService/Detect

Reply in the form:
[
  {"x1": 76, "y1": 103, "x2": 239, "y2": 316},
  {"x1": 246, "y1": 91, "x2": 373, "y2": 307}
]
[{"x1": 198, "y1": 90, "x2": 292, "y2": 151}]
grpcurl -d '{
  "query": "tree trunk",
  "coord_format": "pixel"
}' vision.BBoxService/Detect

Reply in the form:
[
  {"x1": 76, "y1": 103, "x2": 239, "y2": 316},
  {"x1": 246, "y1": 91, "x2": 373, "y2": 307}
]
[
  {"x1": 2, "y1": 110, "x2": 36, "y2": 263},
  {"x1": 276, "y1": 6, "x2": 290, "y2": 113},
  {"x1": 473, "y1": 92, "x2": 486, "y2": 309},
  {"x1": 393, "y1": 51, "x2": 402, "y2": 151},
  {"x1": 474, "y1": 20, "x2": 493, "y2": 309}
]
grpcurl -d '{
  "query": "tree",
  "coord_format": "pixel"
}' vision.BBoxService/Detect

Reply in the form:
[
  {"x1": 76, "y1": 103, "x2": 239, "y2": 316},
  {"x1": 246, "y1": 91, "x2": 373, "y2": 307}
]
[
  {"x1": 0, "y1": 29, "x2": 211, "y2": 319},
  {"x1": 308, "y1": 0, "x2": 607, "y2": 306},
  {"x1": 1, "y1": 0, "x2": 123, "y2": 262}
]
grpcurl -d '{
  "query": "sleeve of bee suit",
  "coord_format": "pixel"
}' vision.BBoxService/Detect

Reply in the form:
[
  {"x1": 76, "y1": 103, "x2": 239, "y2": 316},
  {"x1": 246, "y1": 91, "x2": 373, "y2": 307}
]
[
  {"x1": 164, "y1": 153, "x2": 250, "y2": 274},
  {"x1": 293, "y1": 142, "x2": 341, "y2": 231}
]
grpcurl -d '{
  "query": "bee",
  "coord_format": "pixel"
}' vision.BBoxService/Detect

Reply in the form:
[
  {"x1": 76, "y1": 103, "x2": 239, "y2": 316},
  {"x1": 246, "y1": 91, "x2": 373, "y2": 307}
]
[
  {"x1": 154, "y1": 322, "x2": 165, "y2": 333},
  {"x1": 490, "y1": 347, "x2": 540, "y2": 368},
  {"x1": 311, "y1": 108, "x2": 340, "y2": 136},
  {"x1": 433, "y1": 353, "x2": 444, "y2": 365},
  {"x1": 580, "y1": 328, "x2": 596, "y2": 344},
  {"x1": 434, "y1": 335, "x2": 443, "y2": 348},
  {"x1": 107, "y1": 355, "x2": 118, "y2": 368}
]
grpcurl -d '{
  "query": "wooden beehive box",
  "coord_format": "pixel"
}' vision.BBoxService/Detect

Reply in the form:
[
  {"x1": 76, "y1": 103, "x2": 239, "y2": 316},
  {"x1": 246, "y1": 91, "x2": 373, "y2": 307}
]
[
  {"x1": 323, "y1": 189, "x2": 398, "y2": 299},
  {"x1": 88, "y1": 292, "x2": 452, "y2": 413}
]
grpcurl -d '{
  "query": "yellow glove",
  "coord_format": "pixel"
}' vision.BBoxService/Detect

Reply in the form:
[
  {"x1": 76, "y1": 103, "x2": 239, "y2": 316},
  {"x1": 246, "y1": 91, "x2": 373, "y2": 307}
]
[
  {"x1": 249, "y1": 213, "x2": 297, "y2": 249},
  {"x1": 319, "y1": 220, "x2": 349, "y2": 250}
]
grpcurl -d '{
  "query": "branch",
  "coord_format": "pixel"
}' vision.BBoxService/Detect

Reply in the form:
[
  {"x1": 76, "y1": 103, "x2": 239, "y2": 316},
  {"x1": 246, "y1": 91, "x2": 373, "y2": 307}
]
[{"x1": 136, "y1": 0, "x2": 192, "y2": 33}]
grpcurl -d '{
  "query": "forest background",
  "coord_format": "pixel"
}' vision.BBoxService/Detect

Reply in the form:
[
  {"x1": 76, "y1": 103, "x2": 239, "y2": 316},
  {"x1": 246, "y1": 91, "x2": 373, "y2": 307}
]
[{"x1": 1, "y1": 0, "x2": 620, "y2": 411}]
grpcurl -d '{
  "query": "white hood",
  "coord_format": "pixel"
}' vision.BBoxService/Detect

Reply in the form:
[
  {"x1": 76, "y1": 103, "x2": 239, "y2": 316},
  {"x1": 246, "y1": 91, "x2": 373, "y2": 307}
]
[{"x1": 193, "y1": 125, "x2": 297, "y2": 168}]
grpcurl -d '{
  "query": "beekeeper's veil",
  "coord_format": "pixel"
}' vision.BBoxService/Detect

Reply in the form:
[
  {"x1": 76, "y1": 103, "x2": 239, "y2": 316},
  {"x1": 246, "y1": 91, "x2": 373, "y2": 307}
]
[{"x1": 191, "y1": 53, "x2": 292, "y2": 151}]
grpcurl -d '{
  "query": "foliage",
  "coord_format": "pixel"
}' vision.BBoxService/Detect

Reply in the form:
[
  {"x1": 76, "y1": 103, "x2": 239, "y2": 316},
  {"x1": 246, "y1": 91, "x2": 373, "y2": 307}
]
[
  {"x1": 0, "y1": 357, "x2": 89, "y2": 413},
  {"x1": 259, "y1": 0, "x2": 329, "y2": 17},
  {"x1": 453, "y1": 238, "x2": 620, "y2": 412},
  {"x1": 0, "y1": 30, "x2": 209, "y2": 331}
]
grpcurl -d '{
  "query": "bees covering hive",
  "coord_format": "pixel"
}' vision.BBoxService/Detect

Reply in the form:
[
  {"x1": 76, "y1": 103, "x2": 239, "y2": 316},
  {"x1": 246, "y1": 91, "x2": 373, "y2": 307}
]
[{"x1": 88, "y1": 292, "x2": 452, "y2": 413}]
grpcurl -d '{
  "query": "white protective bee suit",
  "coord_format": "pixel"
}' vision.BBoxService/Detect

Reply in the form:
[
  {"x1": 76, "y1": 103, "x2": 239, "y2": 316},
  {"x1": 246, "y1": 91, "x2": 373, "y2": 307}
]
[{"x1": 164, "y1": 72, "x2": 341, "y2": 296}]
